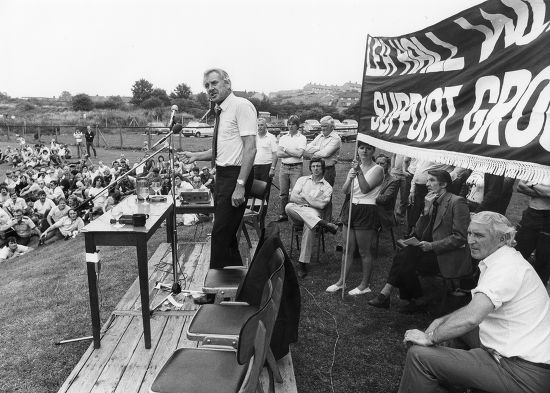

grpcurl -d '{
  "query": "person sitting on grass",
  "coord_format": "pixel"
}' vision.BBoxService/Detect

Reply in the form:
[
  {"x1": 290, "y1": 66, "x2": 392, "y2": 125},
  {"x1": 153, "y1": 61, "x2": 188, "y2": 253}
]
[
  {"x1": 46, "y1": 197, "x2": 69, "y2": 229},
  {"x1": 87, "y1": 176, "x2": 108, "y2": 218},
  {"x1": 32, "y1": 191, "x2": 56, "y2": 231},
  {"x1": 3, "y1": 191, "x2": 28, "y2": 217},
  {"x1": 0, "y1": 236, "x2": 32, "y2": 262},
  {"x1": 39, "y1": 209, "x2": 84, "y2": 245},
  {"x1": 7, "y1": 209, "x2": 41, "y2": 245},
  {"x1": 397, "y1": 212, "x2": 550, "y2": 393}
]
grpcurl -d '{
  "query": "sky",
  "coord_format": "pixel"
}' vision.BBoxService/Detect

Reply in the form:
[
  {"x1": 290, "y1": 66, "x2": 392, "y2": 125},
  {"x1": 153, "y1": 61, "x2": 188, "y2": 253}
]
[{"x1": 1, "y1": 0, "x2": 486, "y2": 98}]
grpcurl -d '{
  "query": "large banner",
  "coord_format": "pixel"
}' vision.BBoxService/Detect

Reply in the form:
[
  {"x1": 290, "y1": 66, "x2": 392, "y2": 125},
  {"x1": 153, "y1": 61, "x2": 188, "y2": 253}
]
[{"x1": 359, "y1": 0, "x2": 550, "y2": 182}]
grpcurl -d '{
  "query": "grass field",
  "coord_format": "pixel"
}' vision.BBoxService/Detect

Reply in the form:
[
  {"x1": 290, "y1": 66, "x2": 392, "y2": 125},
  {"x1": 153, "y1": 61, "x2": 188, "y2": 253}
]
[{"x1": 0, "y1": 138, "x2": 535, "y2": 393}]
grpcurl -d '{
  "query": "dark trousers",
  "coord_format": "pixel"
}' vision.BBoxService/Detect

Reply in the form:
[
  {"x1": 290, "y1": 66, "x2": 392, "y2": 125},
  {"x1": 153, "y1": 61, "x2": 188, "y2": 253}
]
[
  {"x1": 396, "y1": 175, "x2": 412, "y2": 217},
  {"x1": 387, "y1": 245, "x2": 440, "y2": 300},
  {"x1": 210, "y1": 166, "x2": 252, "y2": 268},
  {"x1": 253, "y1": 164, "x2": 272, "y2": 225},
  {"x1": 515, "y1": 207, "x2": 550, "y2": 286},
  {"x1": 408, "y1": 183, "x2": 428, "y2": 231},
  {"x1": 324, "y1": 166, "x2": 336, "y2": 187},
  {"x1": 86, "y1": 141, "x2": 96, "y2": 157},
  {"x1": 253, "y1": 163, "x2": 271, "y2": 183}
]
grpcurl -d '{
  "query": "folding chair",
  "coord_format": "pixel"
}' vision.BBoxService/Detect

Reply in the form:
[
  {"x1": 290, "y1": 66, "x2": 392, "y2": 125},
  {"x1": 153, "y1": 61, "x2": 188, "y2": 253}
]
[
  {"x1": 238, "y1": 179, "x2": 269, "y2": 248},
  {"x1": 188, "y1": 249, "x2": 286, "y2": 384},
  {"x1": 150, "y1": 282, "x2": 278, "y2": 393},
  {"x1": 202, "y1": 224, "x2": 279, "y2": 303}
]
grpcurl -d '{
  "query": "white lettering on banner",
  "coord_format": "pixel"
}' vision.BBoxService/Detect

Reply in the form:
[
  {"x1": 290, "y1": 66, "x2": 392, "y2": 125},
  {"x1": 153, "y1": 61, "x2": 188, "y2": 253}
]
[
  {"x1": 367, "y1": 34, "x2": 465, "y2": 76},
  {"x1": 371, "y1": 86, "x2": 462, "y2": 141},
  {"x1": 460, "y1": 66, "x2": 550, "y2": 151},
  {"x1": 455, "y1": 0, "x2": 550, "y2": 62}
]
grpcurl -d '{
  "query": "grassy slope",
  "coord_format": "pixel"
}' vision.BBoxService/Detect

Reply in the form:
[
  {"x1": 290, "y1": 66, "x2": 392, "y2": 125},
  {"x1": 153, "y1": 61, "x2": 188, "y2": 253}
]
[{"x1": 0, "y1": 140, "x2": 531, "y2": 393}]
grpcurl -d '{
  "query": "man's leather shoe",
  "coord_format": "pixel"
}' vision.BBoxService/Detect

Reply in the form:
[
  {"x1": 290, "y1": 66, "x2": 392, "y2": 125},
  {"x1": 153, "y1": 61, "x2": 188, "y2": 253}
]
[
  {"x1": 276, "y1": 215, "x2": 288, "y2": 222},
  {"x1": 296, "y1": 262, "x2": 308, "y2": 278},
  {"x1": 367, "y1": 294, "x2": 390, "y2": 309},
  {"x1": 317, "y1": 219, "x2": 338, "y2": 234}
]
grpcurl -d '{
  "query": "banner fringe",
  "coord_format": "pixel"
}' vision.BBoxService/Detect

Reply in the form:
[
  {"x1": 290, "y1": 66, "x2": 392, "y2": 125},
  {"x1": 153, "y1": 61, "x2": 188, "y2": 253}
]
[{"x1": 357, "y1": 134, "x2": 550, "y2": 184}]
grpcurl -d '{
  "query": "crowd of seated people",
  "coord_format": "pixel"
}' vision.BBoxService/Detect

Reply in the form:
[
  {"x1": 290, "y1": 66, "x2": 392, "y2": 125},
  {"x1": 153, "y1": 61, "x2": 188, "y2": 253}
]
[{"x1": 0, "y1": 140, "x2": 216, "y2": 258}]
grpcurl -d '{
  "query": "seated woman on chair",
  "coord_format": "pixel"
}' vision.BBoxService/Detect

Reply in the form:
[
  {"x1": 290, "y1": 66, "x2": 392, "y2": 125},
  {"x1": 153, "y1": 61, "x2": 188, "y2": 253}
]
[{"x1": 368, "y1": 170, "x2": 471, "y2": 313}]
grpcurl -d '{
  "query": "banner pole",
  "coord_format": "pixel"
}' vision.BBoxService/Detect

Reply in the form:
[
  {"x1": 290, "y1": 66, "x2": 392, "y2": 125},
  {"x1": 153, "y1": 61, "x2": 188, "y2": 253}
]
[
  {"x1": 342, "y1": 36, "x2": 371, "y2": 299},
  {"x1": 342, "y1": 139, "x2": 358, "y2": 300}
]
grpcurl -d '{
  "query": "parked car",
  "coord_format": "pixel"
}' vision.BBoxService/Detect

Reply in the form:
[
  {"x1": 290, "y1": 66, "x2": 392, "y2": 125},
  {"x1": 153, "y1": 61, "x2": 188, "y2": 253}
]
[
  {"x1": 303, "y1": 119, "x2": 321, "y2": 132},
  {"x1": 342, "y1": 119, "x2": 358, "y2": 127},
  {"x1": 337, "y1": 119, "x2": 358, "y2": 142},
  {"x1": 332, "y1": 119, "x2": 346, "y2": 129},
  {"x1": 146, "y1": 121, "x2": 170, "y2": 135},
  {"x1": 183, "y1": 121, "x2": 213, "y2": 137}
]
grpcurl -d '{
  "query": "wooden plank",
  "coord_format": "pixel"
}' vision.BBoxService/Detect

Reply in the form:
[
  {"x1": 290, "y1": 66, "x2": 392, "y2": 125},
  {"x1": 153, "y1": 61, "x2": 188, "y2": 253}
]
[
  {"x1": 115, "y1": 243, "x2": 171, "y2": 312},
  {"x1": 111, "y1": 316, "x2": 170, "y2": 393},
  {"x1": 259, "y1": 353, "x2": 298, "y2": 393},
  {"x1": 61, "y1": 316, "x2": 133, "y2": 393},
  {"x1": 187, "y1": 242, "x2": 210, "y2": 292},
  {"x1": 136, "y1": 316, "x2": 189, "y2": 393},
  {"x1": 90, "y1": 316, "x2": 148, "y2": 393},
  {"x1": 113, "y1": 310, "x2": 195, "y2": 317}
]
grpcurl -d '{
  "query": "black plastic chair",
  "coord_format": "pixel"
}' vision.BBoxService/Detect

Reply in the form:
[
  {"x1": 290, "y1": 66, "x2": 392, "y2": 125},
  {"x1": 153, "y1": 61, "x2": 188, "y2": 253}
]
[
  {"x1": 188, "y1": 249, "x2": 286, "y2": 384},
  {"x1": 150, "y1": 281, "x2": 277, "y2": 393}
]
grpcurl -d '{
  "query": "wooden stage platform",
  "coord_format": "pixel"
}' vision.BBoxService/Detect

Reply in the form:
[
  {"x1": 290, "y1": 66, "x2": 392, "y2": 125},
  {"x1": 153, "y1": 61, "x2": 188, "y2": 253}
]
[{"x1": 58, "y1": 239, "x2": 298, "y2": 393}]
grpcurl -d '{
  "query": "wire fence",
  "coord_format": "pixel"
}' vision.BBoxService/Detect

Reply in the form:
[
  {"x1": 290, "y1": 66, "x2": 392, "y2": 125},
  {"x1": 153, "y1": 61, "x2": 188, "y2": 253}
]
[{"x1": 0, "y1": 121, "x2": 357, "y2": 151}]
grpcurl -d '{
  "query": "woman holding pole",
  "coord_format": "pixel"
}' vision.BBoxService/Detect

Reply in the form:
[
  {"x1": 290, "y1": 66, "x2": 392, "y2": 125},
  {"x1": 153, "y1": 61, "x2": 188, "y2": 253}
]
[{"x1": 326, "y1": 141, "x2": 384, "y2": 295}]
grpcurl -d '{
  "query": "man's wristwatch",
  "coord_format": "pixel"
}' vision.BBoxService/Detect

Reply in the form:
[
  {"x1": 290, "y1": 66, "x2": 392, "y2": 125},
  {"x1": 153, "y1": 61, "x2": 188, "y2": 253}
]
[{"x1": 236, "y1": 179, "x2": 245, "y2": 186}]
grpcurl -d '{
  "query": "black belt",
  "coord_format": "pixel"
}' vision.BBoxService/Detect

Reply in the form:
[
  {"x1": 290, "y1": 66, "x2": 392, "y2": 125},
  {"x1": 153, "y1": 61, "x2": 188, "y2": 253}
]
[{"x1": 282, "y1": 163, "x2": 303, "y2": 167}]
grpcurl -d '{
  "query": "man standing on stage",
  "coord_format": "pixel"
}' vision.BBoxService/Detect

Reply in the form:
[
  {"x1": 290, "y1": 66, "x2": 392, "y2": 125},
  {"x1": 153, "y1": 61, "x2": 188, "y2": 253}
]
[{"x1": 181, "y1": 68, "x2": 257, "y2": 268}]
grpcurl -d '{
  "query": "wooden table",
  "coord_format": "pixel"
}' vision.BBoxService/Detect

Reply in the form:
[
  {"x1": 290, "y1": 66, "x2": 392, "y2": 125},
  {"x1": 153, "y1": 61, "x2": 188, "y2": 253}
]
[{"x1": 82, "y1": 195, "x2": 175, "y2": 349}]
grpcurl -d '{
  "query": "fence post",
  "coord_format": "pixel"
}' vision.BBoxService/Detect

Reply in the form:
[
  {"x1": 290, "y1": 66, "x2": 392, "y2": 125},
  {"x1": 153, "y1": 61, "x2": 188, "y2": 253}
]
[
  {"x1": 6, "y1": 120, "x2": 9, "y2": 142},
  {"x1": 178, "y1": 133, "x2": 182, "y2": 150},
  {"x1": 119, "y1": 127, "x2": 123, "y2": 150},
  {"x1": 38, "y1": 126, "x2": 41, "y2": 142},
  {"x1": 147, "y1": 128, "x2": 152, "y2": 150}
]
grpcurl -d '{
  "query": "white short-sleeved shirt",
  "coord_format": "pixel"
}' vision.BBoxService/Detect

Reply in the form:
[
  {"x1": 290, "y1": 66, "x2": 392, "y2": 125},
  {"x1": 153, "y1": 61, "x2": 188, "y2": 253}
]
[
  {"x1": 215, "y1": 93, "x2": 257, "y2": 167},
  {"x1": 254, "y1": 132, "x2": 278, "y2": 165},
  {"x1": 279, "y1": 133, "x2": 307, "y2": 164},
  {"x1": 472, "y1": 246, "x2": 550, "y2": 364},
  {"x1": 34, "y1": 198, "x2": 56, "y2": 216}
]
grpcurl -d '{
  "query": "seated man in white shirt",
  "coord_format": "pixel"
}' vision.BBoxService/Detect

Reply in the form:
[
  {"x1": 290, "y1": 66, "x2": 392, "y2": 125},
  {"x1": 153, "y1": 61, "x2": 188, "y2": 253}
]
[
  {"x1": 285, "y1": 158, "x2": 338, "y2": 278},
  {"x1": 398, "y1": 211, "x2": 550, "y2": 393}
]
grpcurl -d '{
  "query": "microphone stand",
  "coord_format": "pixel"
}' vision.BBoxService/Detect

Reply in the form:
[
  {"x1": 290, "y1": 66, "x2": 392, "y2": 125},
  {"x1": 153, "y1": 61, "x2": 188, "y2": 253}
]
[{"x1": 166, "y1": 125, "x2": 182, "y2": 294}]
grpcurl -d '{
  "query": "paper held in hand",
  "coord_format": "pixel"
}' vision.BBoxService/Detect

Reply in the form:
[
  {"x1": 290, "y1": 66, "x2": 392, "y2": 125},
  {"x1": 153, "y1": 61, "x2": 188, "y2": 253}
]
[{"x1": 397, "y1": 237, "x2": 421, "y2": 248}]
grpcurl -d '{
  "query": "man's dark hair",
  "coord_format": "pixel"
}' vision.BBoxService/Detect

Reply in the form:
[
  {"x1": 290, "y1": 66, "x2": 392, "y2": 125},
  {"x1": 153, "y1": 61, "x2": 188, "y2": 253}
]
[
  {"x1": 309, "y1": 158, "x2": 326, "y2": 174},
  {"x1": 428, "y1": 169, "x2": 452, "y2": 188},
  {"x1": 7, "y1": 237, "x2": 17, "y2": 245}
]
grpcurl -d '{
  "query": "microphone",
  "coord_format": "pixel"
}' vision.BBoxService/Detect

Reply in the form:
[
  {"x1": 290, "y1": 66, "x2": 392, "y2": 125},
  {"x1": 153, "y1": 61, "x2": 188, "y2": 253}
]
[{"x1": 168, "y1": 105, "x2": 179, "y2": 130}]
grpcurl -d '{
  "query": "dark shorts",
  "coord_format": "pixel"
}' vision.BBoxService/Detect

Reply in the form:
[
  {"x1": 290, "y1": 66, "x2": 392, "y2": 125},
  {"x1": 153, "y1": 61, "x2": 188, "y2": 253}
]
[{"x1": 342, "y1": 203, "x2": 379, "y2": 230}]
